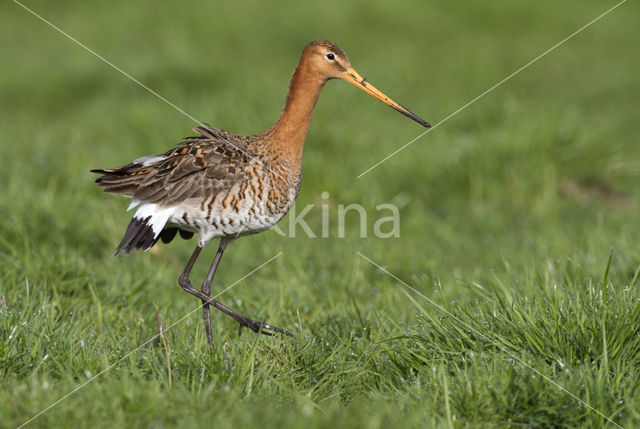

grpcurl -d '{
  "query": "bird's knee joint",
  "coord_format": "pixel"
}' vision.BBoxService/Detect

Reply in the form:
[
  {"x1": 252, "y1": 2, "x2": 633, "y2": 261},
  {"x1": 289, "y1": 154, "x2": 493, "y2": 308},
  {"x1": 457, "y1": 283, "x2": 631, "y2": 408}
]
[{"x1": 178, "y1": 275, "x2": 190, "y2": 289}]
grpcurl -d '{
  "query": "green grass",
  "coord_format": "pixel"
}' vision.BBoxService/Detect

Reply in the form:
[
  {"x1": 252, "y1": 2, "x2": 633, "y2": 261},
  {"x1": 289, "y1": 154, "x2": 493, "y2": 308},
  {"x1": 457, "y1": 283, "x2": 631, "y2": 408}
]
[{"x1": 1, "y1": 0, "x2": 639, "y2": 427}]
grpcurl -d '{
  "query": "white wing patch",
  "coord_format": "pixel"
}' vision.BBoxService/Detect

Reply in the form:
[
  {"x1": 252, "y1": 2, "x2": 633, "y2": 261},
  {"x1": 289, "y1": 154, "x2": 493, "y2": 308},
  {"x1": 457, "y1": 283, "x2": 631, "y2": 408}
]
[{"x1": 132, "y1": 155, "x2": 167, "y2": 167}]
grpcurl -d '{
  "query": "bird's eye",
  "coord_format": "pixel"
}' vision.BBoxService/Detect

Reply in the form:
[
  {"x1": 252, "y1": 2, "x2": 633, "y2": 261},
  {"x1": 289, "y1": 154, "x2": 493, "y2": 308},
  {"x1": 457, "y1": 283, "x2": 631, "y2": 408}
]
[{"x1": 326, "y1": 53, "x2": 335, "y2": 61}]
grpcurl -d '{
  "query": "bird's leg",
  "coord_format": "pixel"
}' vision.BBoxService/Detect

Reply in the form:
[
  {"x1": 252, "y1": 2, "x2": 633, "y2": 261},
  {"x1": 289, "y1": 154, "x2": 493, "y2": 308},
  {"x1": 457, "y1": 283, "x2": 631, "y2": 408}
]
[
  {"x1": 178, "y1": 245, "x2": 203, "y2": 297},
  {"x1": 178, "y1": 241, "x2": 292, "y2": 349},
  {"x1": 178, "y1": 245, "x2": 217, "y2": 349},
  {"x1": 210, "y1": 300, "x2": 293, "y2": 337},
  {"x1": 200, "y1": 239, "x2": 293, "y2": 338},
  {"x1": 199, "y1": 238, "x2": 232, "y2": 350}
]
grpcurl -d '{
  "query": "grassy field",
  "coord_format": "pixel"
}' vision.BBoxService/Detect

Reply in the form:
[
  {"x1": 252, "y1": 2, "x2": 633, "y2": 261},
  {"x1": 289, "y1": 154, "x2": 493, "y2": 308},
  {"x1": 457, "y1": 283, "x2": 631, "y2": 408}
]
[{"x1": 1, "y1": 0, "x2": 639, "y2": 427}]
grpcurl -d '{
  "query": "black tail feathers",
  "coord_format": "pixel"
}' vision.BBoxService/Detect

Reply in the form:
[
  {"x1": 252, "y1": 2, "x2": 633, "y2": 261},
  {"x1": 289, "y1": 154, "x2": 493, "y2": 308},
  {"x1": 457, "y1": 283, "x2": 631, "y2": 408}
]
[{"x1": 114, "y1": 216, "x2": 157, "y2": 256}]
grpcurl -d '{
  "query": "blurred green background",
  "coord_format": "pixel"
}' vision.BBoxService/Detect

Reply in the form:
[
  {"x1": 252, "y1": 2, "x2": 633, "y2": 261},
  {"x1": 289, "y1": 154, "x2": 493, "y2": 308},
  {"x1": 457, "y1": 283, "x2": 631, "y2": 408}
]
[{"x1": 1, "y1": 0, "x2": 638, "y2": 427}]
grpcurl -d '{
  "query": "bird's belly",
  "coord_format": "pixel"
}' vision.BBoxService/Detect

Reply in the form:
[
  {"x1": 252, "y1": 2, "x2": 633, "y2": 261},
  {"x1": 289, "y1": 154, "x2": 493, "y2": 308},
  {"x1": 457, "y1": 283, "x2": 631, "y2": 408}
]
[{"x1": 167, "y1": 190, "x2": 295, "y2": 246}]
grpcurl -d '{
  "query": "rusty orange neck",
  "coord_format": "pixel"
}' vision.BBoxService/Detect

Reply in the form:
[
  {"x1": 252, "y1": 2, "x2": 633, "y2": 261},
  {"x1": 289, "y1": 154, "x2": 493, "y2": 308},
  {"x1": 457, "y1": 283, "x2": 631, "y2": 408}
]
[{"x1": 266, "y1": 60, "x2": 326, "y2": 167}]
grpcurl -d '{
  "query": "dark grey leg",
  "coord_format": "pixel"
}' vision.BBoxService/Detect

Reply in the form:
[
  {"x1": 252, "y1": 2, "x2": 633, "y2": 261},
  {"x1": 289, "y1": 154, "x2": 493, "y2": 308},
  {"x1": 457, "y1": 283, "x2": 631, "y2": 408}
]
[
  {"x1": 200, "y1": 238, "x2": 231, "y2": 349},
  {"x1": 178, "y1": 240, "x2": 291, "y2": 351},
  {"x1": 201, "y1": 238, "x2": 292, "y2": 338}
]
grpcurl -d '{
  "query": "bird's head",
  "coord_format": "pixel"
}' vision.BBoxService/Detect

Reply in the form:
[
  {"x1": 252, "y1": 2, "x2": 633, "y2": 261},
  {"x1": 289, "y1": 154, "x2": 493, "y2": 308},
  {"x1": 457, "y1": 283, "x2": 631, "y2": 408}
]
[{"x1": 302, "y1": 39, "x2": 430, "y2": 128}]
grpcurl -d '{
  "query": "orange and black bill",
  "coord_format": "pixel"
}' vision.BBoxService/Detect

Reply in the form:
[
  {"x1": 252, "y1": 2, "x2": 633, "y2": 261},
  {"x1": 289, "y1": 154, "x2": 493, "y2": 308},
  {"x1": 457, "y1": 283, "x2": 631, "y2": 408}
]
[{"x1": 341, "y1": 67, "x2": 430, "y2": 128}]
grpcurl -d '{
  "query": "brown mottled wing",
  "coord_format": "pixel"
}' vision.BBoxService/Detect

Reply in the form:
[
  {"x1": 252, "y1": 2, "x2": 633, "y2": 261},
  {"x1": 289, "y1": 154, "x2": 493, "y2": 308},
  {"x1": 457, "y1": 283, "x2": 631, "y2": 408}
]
[{"x1": 91, "y1": 126, "x2": 254, "y2": 206}]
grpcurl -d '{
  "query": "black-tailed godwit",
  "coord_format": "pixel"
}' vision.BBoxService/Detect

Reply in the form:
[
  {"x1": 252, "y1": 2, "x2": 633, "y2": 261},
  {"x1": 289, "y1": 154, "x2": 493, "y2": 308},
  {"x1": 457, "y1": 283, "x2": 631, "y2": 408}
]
[{"x1": 92, "y1": 40, "x2": 429, "y2": 349}]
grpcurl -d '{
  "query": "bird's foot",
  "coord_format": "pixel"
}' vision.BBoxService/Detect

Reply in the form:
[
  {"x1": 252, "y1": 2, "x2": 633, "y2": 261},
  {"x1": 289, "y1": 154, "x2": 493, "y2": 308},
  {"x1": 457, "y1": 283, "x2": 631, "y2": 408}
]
[{"x1": 236, "y1": 316, "x2": 293, "y2": 337}]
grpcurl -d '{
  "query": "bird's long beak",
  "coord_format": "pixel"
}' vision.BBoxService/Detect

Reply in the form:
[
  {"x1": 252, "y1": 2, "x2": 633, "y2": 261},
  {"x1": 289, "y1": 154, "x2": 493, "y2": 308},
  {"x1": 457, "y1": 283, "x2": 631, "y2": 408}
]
[{"x1": 341, "y1": 67, "x2": 430, "y2": 128}]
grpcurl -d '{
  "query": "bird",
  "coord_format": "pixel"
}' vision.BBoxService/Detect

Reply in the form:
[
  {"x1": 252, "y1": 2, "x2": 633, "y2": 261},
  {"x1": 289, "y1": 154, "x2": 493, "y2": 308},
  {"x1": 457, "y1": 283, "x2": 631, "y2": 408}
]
[{"x1": 91, "y1": 39, "x2": 430, "y2": 350}]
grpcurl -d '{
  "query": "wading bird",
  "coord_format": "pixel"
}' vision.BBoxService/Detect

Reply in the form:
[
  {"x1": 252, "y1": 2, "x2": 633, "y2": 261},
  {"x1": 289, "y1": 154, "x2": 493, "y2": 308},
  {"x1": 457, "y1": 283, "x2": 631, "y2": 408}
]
[{"x1": 92, "y1": 40, "x2": 429, "y2": 350}]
